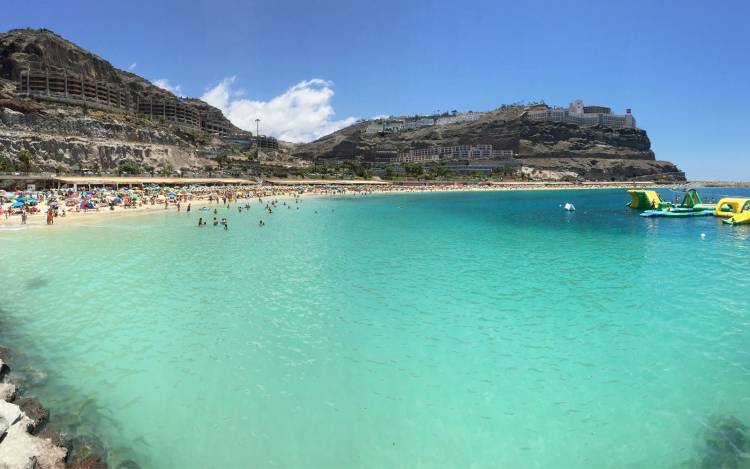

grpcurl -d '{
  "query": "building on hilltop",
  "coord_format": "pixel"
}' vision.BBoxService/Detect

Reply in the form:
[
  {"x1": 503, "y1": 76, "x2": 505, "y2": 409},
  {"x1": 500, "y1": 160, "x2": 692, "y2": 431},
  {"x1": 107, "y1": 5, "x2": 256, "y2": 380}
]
[
  {"x1": 395, "y1": 144, "x2": 514, "y2": 164},
  {"x1": 526, "y1": 99, "x2": 636, "y2": 128},
  {"x1": 363, "y1": 111, "x2": 484, "y2": 135},
  {"x1": 435, "y1": 112, "x2": 485, "y2": 126},
  {"x1": 364, "y1": 122, "x2": 383, "y2": 134},
  {"x1": 403, "y1": 118, "x2": 435, "y2": 130}
]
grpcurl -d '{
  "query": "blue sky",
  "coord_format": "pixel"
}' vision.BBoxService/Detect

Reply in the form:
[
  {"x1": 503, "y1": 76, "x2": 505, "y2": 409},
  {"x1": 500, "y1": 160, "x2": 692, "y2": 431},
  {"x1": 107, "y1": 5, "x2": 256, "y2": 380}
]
[{"x1": 3, "y1": 0, "x2": 749, "y2": 179}]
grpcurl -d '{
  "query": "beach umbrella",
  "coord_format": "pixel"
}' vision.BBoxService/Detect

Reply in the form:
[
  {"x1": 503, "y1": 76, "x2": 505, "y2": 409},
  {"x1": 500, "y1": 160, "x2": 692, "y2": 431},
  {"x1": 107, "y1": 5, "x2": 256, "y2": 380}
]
[
  {"x1": 27, "y1": 197, "x2": 38, "y2": 204},
  {"x1": 48, "y1": 201, "x2": 59, "y2": 207},
  {"x1": 11, "y1": 201, "x2": 24, "y2": 208}
]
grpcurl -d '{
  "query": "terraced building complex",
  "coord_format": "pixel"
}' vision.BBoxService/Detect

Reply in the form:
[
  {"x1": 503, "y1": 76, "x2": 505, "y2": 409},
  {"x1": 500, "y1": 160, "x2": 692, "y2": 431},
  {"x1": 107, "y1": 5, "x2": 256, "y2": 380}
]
[
  {"x1": 1, "y1": 29, "x2": 278, "y2": 148},
  {"x1": 15, "y1": 65, "x2": 219, "y2": 132}
]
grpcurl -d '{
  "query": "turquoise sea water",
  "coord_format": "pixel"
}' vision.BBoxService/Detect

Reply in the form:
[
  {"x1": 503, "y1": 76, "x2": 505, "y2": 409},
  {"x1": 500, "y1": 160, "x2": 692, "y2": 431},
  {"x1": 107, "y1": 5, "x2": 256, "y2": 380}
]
[{"x1": 1, "y1": 189, "x2": 750, "y2": 468}]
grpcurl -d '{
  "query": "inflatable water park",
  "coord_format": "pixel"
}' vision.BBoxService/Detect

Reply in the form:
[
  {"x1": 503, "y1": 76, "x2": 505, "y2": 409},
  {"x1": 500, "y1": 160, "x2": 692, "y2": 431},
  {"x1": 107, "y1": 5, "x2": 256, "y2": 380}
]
[{"x1": 627, "y1": 189, "x2": 750, "y2": 225}]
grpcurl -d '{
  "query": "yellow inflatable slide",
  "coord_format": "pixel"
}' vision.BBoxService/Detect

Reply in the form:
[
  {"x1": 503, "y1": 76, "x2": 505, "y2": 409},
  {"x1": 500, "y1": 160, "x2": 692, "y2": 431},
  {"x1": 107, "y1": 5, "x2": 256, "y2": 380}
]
[{"x1": 627, "y1": 190, "x2": 661, "y2": 209}]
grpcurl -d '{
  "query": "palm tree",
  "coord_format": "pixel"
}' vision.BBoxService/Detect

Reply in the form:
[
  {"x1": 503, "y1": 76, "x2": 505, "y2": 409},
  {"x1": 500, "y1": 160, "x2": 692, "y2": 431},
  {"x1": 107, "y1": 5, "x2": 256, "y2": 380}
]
[{"x1": 18, "y1": 149, "x2": 33, "y2": 173}]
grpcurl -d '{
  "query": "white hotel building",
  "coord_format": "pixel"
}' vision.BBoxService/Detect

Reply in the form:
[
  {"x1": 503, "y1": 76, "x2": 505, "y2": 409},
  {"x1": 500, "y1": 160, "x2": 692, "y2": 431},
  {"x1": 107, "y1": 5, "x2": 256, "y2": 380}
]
[{"x1": 526, "y1": 100, "x2": 637, "y2": 128}]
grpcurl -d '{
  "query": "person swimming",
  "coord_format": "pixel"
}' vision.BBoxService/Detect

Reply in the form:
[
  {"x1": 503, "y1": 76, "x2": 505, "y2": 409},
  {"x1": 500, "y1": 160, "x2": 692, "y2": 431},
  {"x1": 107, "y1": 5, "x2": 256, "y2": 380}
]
[
  {"x1": 213, "y1": 217, "x2": 218, "y2": 226},
  {"x1": 198, "y1": 217, "x2": 204, "y2": 227}
]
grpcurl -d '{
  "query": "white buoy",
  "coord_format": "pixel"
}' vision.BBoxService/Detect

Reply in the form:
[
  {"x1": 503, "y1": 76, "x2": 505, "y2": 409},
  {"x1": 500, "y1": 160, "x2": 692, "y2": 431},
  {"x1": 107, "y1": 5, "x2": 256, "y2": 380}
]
[
  {"x1": 701, "y1": 233, "x2": 706, "y2": 239},
  {"x1": 563, "y1": 203, "x2": 576, "y2": 211}
]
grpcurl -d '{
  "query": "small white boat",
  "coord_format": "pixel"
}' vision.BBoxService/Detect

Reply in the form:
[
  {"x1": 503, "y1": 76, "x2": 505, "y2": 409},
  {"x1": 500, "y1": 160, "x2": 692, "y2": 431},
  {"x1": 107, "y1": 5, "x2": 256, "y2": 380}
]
[{"x1": 563, "y1": 203, "x2": 576, "y2": 211}]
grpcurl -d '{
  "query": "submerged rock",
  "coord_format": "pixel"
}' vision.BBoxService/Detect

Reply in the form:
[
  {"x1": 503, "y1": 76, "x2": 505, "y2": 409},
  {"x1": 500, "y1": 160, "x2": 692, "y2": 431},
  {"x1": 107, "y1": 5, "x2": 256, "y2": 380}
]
[
  {"x1": 68, "y1": 454, "x2": 107, "y2": 469},
  {"x1": 65, "y1": 434, "x2": 108, "y2": 469},
  {"x1": 10, "y1": 367, "x2": 49, "y2": 388},
  {"x1": 701, "y1": 415, "x2": 749, "y2": 469},
  {"x1": 115, "y1": 460, "x2": 140, "y2": 469}
]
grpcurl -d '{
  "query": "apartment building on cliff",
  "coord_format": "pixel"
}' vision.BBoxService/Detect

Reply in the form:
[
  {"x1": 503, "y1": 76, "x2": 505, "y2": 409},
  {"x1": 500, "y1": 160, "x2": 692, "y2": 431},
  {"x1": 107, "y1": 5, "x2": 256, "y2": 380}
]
[
  {"x1": 12, "y1": 64, "x2": 279, "y2": 149},
  {"x1": 395, "y1": 145, "x2": 514, "y2": 164}
]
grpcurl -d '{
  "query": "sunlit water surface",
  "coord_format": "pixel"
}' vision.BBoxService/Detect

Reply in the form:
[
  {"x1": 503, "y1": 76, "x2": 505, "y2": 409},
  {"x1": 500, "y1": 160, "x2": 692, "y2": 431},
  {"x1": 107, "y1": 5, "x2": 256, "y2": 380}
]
[{"x1": 1, "y1": 189, "x2": 750, "y2": 468}]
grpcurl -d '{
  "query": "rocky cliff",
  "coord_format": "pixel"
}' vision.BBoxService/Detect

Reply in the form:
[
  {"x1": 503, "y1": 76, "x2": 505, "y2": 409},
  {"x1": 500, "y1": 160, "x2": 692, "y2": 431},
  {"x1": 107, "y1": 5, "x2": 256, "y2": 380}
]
[
  {"x1": 293, "y1": 106, "x2": 685, "y2": 181},
  {"x1": 0, "y1": 28, "x2": 254, "y2": 174}
]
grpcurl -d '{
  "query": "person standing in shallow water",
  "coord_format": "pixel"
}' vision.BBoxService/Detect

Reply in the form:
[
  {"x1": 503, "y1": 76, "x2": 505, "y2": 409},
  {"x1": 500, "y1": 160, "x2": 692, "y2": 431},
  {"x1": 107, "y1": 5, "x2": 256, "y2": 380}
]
[{"x1": 46, "y1": 209, "x2": 54, "y2": 225}]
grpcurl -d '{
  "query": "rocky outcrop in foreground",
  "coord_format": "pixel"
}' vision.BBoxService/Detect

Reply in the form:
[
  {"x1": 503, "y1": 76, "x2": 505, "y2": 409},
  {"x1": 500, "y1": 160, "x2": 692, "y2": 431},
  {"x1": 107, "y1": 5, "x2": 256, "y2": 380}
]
[
  {"x1": 0, "y1": 353, "x2": 66, "y2": 468},
  {"x1": 0, "y1": 350, "x2": 109, "y2": 469}
]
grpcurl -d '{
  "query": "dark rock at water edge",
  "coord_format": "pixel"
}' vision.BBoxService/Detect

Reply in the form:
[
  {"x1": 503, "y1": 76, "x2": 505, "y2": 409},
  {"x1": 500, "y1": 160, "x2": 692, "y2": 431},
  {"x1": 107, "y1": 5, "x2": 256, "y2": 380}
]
[
  {"x1": 0, "y1": 345, "x2": 9, "y2": 378},
  {"x1": 15, "y1": 396, "x2": 50, "y2": 429},
  {"x1": 36, "y1": 421, "x2": 69, "y2": 448}
]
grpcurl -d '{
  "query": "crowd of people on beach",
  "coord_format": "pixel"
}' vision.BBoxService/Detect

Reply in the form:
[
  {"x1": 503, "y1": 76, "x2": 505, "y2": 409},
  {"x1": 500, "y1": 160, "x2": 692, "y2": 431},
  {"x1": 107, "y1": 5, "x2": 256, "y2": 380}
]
[
  {"x1": 0, "y1": 183, "x2": 386, "y2": 227},
  {"x1": 1, "y1": 180, "x2": 655, "y2": 228}
]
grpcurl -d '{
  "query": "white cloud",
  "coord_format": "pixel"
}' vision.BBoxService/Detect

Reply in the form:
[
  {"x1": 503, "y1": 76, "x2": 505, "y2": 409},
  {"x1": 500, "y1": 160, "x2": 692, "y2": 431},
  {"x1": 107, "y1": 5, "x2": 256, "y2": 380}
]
[
  {"x1": 152, "y1": 78, "x2": 183, "y2": 96},
  {"x1": 201, "y1": 77, "x2": 357, "y2": 143},
  {"x1": 128, "y1": 62, "x2": 137, "y2": 71}
]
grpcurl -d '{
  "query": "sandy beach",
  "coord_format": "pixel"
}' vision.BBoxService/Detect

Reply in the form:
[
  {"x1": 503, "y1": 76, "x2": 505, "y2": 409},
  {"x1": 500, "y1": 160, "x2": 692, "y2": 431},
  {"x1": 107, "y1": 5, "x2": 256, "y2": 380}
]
[{"x1": 0, "y1": 180, "x2": 667, "y2": 229}]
